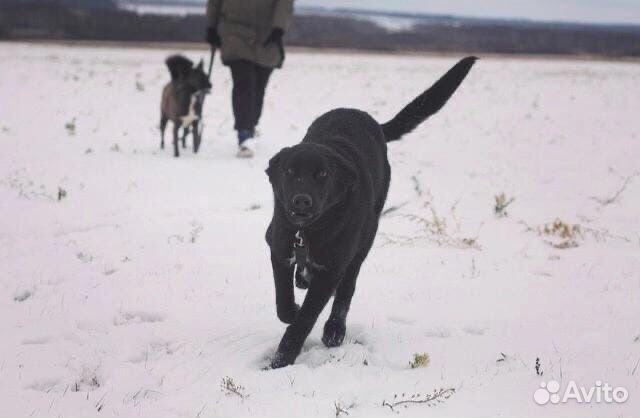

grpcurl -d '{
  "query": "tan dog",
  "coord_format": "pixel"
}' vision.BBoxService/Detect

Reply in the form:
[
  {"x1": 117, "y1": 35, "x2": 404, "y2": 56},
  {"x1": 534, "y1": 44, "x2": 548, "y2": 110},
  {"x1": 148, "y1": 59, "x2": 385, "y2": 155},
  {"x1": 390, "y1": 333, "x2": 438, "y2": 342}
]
[{"x1": 160, "y1": 55, "x2": 211, "y2": 157}]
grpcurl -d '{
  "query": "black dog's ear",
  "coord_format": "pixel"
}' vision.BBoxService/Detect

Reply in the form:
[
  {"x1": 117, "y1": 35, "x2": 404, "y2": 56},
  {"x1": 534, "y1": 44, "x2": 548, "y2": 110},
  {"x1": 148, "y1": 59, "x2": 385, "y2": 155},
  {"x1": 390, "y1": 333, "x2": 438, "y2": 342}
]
[
  {"x1": 196, "y1": 59, "x2": 204, "y2": 70},
  {"x1": 266, "y1": 147, "x2": 291, "y2": 180},
  {"x1": 328, "y1": 149, "x2": 358, "y2": 187}
]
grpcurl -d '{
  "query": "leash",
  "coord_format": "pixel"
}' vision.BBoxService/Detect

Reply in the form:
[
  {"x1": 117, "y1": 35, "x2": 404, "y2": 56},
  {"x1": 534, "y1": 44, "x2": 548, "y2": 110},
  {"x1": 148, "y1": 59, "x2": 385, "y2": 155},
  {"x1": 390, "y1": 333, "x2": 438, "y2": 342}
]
[
  {"x1": 206, "y1": 47, "x2": 215, "y2": 81},
  {"x1": 195, "y1": 47, "x2": 216, "y2": 152}
]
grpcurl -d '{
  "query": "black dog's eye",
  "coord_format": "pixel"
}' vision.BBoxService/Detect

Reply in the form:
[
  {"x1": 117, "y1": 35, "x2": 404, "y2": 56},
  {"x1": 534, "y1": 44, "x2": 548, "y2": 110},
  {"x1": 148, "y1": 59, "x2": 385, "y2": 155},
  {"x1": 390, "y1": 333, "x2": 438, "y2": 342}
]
[
  {"x1": 316, "y1": 170, "x2": 328, "y2": 179},
  {"x1": 286, "y1": 168, "x2": 294, "y2": 176}
]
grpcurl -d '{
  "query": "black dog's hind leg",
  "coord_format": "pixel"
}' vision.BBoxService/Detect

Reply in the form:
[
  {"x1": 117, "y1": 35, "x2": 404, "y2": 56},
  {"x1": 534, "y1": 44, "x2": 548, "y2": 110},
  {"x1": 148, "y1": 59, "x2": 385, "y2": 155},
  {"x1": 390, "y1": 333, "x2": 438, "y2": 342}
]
[
  {"x1": 191, "y1": 121, "x2": 200, "y2": 153},
  {"x1": 271, "y1": 272, "x2": 341, "y2": 369},
  {"x1": 160, "y1": 115, "x2": 168, "y2": 149},
  {"x1": 271, "y1": 256, "x2": 298, "y2": 324},
  {"x1": 172, "y1": 123, "x2": 180, "y2": 157},
  {"x1": 322, "y1": 259, "x2": 363, "y2": 348},
  {"x1": 181, "y1": 127, "x2": 189, "y2": 149}
]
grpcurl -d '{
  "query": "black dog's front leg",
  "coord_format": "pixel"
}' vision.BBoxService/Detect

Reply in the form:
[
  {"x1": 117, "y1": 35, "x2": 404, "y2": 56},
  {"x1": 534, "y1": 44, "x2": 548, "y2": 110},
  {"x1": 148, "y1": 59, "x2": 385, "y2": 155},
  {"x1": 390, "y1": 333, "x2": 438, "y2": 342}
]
[
  {"x1": 191, "y1": 121, "x2": 200, "y2": 153},
  {"x1": 181, "y1": 127, "x2": 189, "y2": 149},
  {"x1": 322, "y1": 255, "x2": 365, "y2": 347},
  {"x1": 160, "y1": 115, "x2": 167, "y2": 149},
  {"x1": 271, "y1": 256, "x2": 298, "y2": 324},
  {"x1": 271, "y1": 273, "x2": 339, "y2": 369},
  {"x1": 172, "y1": 124, "x2": 180, "y2": 158}
]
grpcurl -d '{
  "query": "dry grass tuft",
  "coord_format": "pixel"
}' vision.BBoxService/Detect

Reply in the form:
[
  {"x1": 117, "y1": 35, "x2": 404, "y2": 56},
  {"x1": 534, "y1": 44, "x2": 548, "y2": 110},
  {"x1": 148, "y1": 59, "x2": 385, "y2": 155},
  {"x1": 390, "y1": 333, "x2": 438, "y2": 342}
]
[{"x1": 409, "y1": 352, "x2": 431, "y2": 369}]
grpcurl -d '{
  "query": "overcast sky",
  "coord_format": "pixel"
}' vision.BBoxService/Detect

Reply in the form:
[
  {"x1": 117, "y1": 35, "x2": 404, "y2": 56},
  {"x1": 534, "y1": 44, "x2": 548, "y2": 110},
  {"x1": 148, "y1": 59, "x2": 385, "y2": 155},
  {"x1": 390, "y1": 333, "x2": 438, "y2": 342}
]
[{"x1": 294, "y1": 0, "x2": 640, "y2": 25}]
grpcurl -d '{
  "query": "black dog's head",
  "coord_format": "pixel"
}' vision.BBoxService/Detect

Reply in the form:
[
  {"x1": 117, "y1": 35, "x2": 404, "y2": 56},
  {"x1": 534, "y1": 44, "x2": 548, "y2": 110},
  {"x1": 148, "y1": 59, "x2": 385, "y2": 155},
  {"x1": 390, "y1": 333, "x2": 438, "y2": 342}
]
[
  {"x1": 166, "y1": 55, "x2": 212, "y2": 93},
  {"x1": 266, "y1": 143, "x2": 357, "y2": 228},
  {"x1": 185, "y1": 59, "x2": 212, "y2": 93}
]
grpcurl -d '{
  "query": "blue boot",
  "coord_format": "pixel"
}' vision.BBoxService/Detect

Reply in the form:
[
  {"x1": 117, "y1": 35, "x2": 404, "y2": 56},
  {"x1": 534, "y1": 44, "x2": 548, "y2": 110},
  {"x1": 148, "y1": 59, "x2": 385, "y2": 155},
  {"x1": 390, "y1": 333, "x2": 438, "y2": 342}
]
[{"x1": 236, "y1": 129, "x2": 255, "y2": 159}]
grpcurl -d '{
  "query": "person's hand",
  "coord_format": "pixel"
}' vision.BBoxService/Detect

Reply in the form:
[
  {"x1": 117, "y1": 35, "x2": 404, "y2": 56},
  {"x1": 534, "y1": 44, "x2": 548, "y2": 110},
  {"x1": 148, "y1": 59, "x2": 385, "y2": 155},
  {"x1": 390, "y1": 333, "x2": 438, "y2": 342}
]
[
  {"x1": 263, "y1": 27, "x2": 284, "y2": 46},
  {"x1": 206, "y1": 27, "x2": 220, "y2": 47}
]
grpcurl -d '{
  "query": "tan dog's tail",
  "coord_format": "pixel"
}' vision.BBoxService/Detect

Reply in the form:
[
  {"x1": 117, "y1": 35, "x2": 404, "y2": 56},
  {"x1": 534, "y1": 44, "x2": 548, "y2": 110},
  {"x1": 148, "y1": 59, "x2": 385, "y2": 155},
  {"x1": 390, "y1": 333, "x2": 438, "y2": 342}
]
[{"x1": 166, "y1": 55, "x2": 193, "y2": 81}]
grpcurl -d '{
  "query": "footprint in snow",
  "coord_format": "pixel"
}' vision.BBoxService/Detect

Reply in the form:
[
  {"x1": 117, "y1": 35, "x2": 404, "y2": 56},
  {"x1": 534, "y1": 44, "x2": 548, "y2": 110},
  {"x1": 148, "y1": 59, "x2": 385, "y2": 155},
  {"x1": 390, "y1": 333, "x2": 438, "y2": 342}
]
[
  {"x1": 21, "y1": 336, "x2": 53, "y2": 345},
  {"x1": 463, "y1": 326, "x2": 487, "y2": 336},
  {"x1": 260, "y1": 338, "x2": 375, "y2": 370},
  {"x1": 14, "y1": 289, "x2": 33, "y2": 302},
  {"x1": 425, "y1": 328, "x2": 452, "y2": 338},
  {"x1": 387, "y1": 316, "x2": 416, "y2": 326},
  {"x1": 114, "y1": 310, "x2": 165, "y2": 326},
  {"x1": 126, "y1": 340, "x2": 183, "y2": 364},
  {"x1": 26, "y1": 378, "x2": 61, "y2": 393}
]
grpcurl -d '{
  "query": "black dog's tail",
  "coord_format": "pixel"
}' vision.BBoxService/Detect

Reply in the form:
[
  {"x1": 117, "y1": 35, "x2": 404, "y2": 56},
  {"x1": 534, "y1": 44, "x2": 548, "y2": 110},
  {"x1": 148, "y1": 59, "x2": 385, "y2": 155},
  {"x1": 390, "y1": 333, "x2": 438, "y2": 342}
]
[
  {"x1": 381, "y1": 56, "x2": 477, "y2": 142},
  {"x1": 166, "y1": 55, "x2": 193, "y2": 81}
]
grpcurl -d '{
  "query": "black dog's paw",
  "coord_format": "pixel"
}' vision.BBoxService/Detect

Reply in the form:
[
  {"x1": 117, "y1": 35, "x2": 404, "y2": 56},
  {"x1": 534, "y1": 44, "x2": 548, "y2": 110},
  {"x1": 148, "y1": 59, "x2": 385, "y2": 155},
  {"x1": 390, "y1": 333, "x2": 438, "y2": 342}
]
[
  {"x1": 277, "y1": 303, "x2": 300, "y2": 324},
  {"x1": 270, "y1": 350, "x2": 295, "y2": 369},
  {"x1": 322, "y1": 319, "x2": 346, "y2": 348}
]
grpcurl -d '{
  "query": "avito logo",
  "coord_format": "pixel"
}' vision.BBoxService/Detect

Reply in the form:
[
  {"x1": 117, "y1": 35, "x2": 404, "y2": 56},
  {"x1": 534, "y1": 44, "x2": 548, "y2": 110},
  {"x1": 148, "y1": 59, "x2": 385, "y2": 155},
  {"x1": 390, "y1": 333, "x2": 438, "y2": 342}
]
[{"x1": 534, "y1": 380, "x2": 629, "y2": 405}]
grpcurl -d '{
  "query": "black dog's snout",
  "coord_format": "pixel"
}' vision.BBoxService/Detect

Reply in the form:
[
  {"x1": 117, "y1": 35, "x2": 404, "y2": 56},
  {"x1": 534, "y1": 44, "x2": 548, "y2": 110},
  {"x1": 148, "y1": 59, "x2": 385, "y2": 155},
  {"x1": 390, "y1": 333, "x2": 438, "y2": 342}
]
[{"x1": 292, "y1": 194, "x2": 313, "y2": 211}]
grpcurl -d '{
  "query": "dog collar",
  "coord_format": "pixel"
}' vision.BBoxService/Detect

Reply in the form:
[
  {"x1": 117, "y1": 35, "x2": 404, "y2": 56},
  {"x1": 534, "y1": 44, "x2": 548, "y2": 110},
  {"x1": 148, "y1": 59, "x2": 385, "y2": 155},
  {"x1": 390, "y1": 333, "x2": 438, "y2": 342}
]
[
  {"x1": 291, "y1": 230, "x2": 311, "y2": 289},
  {"x1": 288, "y1": 230, "x2": 327, "y2": 289},
  {"x1": 293, "y1": 230, "x2": 308, "y2": 275}
]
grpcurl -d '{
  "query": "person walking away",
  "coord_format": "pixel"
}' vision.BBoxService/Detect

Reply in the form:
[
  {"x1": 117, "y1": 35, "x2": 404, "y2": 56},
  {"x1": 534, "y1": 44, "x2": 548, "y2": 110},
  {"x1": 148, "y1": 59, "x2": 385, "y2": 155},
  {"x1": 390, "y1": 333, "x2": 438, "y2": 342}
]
[{"x1": 206, "y1": 0, "x2": 294, "y2": 158}]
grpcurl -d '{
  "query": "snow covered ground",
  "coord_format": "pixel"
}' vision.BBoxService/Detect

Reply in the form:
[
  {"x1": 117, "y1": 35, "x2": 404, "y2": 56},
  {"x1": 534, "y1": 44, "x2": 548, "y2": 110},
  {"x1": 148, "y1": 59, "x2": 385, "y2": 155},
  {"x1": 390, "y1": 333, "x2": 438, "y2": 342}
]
[{"x1": 1, "y1": 42, "x2": 639, "y2": 417}]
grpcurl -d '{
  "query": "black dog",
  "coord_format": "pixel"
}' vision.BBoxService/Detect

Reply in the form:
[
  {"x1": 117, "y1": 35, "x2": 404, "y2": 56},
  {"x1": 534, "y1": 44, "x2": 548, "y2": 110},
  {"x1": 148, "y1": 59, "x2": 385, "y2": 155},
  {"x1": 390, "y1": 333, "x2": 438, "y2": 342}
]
[
  {"x1": 265, "y1": 56, "x2": 477, "y2": 369},
  {"x1": 160, "y1": 55, "x2": 211, "y2": 157}
]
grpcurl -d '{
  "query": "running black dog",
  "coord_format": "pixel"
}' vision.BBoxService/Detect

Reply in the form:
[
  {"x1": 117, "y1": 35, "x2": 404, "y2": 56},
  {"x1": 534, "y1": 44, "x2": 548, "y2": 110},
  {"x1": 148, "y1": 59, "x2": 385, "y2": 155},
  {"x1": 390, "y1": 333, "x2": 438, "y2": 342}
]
[
  {"x1": 160, "y1": 55, "x2": 211, "y2": 157},
  {"x1": 265, "y1": 56, "x2": 477, "y2": 369}
]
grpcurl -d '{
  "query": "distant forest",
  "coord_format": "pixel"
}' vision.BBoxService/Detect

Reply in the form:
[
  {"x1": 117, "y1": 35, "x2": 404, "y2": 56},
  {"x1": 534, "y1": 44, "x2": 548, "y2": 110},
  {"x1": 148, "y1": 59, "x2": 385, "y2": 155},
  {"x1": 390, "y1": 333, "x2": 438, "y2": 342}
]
[{"x1": 2, "y1": 0, "x2": 640, "y2": 57}]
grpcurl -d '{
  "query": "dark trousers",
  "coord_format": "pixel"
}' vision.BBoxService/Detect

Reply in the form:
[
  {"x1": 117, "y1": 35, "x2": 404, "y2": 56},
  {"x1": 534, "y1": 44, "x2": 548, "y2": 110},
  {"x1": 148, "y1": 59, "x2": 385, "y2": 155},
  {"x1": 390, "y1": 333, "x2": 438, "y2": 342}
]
[{"x1": 229, "y1": 60, "x2": 273, "y2": 134}]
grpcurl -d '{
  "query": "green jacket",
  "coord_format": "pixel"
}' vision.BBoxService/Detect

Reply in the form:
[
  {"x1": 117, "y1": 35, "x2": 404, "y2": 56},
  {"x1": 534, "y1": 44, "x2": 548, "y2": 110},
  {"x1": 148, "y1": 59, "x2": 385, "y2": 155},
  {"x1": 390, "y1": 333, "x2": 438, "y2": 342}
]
[{"x1": 206, "y1": 0, "x2": 294, "y2": 68}]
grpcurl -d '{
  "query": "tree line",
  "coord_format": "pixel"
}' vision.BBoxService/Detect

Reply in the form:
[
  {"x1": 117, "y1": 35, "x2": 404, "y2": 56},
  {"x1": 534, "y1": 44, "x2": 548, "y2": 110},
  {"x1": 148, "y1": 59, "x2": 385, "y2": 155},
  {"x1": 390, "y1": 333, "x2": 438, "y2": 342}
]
[{"x1": 1, "y1": 0, "x2": 639, "y2": 57}]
